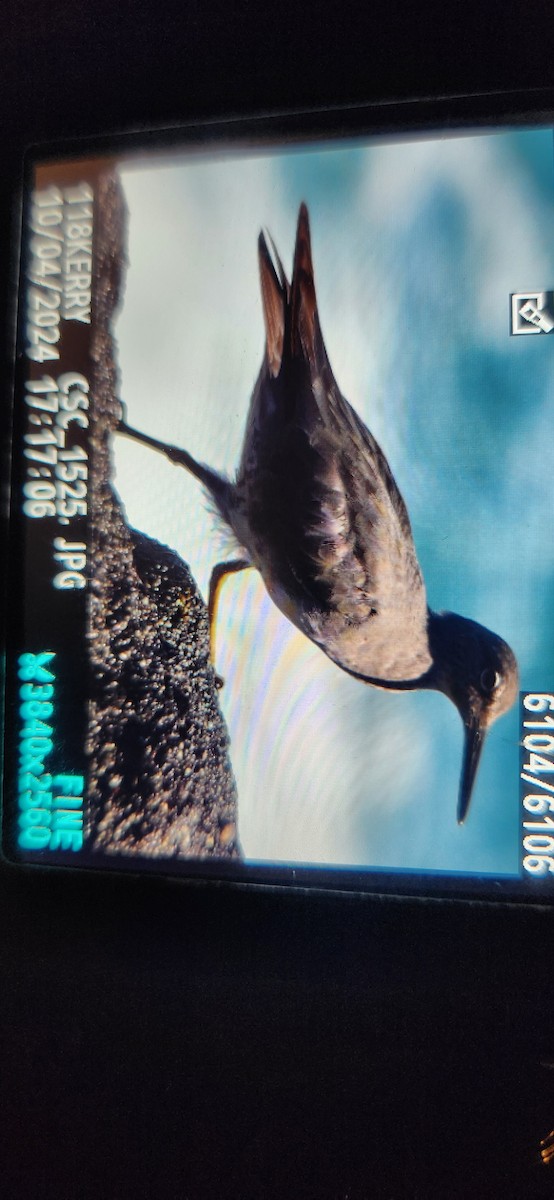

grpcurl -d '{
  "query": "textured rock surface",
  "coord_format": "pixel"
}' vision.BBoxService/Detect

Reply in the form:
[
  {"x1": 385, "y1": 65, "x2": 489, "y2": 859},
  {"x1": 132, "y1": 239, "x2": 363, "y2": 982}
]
[{"x1": 84, "y1": 170, "x2": 240, "y2": 861}]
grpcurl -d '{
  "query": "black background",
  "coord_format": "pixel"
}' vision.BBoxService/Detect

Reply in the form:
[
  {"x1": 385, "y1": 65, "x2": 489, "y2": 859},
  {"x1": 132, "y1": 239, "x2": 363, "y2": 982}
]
[{"x1": 2, "y1": 3, "x2": 554, "y2": 1197}]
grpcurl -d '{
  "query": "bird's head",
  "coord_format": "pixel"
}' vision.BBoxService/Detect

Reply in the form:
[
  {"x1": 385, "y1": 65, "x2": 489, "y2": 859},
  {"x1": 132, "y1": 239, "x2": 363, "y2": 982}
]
[{"x1": 428, "y1": 612, "x2": 519, "y2": 823}]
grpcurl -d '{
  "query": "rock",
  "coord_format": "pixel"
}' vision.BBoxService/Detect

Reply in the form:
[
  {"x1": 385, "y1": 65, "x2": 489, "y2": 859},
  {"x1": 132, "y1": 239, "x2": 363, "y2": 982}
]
[{"x1": 84, "y1": 170, "x2": 240, "y2": 862}]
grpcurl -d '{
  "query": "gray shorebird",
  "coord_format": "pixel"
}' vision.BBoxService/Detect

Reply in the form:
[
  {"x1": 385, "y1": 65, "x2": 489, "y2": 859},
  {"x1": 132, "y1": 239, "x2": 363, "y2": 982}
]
[{"x1": 119, "y1": 203, "x2": 519, "y2": 823}]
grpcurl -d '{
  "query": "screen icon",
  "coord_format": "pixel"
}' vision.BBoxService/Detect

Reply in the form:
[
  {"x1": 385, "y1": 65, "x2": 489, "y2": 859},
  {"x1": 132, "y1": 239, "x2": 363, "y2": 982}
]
[{"x1": 511, "y1": 291, "x2": 554, "y2": 334}]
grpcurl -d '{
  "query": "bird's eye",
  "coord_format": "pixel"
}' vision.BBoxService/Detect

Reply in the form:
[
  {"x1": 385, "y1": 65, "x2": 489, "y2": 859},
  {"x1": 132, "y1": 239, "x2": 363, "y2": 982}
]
[{"x1": 480, "y1": 668, "x2": 500, "y2": 693}]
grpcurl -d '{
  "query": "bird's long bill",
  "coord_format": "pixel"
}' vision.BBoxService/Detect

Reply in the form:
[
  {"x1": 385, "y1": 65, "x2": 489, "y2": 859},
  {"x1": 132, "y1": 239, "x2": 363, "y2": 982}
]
[{"x1": 457, "y1": 719, "x2": 485, "y2": 825}]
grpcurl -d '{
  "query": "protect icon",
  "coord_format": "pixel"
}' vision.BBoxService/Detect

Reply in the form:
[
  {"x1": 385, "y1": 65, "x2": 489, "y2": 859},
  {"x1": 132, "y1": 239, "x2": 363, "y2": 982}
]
[{"x1": 511, "y1": 291, "x2": 554, "y2": 334}]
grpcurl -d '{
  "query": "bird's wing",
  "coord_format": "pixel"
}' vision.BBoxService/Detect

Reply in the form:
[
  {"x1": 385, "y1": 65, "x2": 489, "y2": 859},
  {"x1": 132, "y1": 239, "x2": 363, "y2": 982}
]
[
  {"x1": 309, "y1": 386, "x2": 433, "y2": 680},
  {"x1": 242, "y1": 371, "x2": 431, "y2": 681},
  {"x1": 241, "y1": 204, "x2": 431, "y2": 681},
  {"x1": 316, "y1": 383, "x2": 423, "y2": 611}
]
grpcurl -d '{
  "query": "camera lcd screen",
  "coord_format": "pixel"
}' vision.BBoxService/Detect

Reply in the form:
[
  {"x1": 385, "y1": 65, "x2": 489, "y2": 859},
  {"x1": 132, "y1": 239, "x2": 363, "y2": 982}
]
[{"x1": 4, "y1": 109, "x2": 554, "y2": 900}]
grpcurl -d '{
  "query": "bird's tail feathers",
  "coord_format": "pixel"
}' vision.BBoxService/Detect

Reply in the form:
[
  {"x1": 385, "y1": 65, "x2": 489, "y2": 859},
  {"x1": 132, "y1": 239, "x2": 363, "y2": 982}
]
[
  {"x1": 290, "y1": 202, "x2": 319, "y2": 363},
  {"x1": 258, "y1": 230, "x2": 289, "y2": 378}
]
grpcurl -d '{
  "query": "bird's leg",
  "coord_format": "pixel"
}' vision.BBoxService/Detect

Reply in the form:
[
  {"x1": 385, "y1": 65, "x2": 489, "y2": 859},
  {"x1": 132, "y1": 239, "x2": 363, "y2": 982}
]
[
  {"x1": 117, "y1": 403, "x2": 251, "y2": 685},
  {"x1": 118, "y1": 415, "x2": 208, "y2": 479},
  {"x1": 117, "y1": 406, "x2": 226, "y2": 496},
  {"x1": 208, "y1": 559, "x2": 252, "y2": 687}
]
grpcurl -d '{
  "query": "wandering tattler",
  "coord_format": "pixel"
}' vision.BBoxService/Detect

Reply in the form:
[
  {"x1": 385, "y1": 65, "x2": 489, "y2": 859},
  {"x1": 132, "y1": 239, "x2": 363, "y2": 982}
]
[{"x1": 118, "y1": 203, "x2": 519, "y2": 823}]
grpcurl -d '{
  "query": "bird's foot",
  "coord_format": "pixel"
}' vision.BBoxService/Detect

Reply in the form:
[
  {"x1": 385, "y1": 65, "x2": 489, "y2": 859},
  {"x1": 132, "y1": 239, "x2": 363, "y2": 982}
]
[{"x1": 117, "y1": 398, "x2": 129, "y2": 429}]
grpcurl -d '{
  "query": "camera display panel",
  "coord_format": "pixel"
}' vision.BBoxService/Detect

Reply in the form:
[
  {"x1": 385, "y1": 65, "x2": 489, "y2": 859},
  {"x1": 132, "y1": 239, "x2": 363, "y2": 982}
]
[{"x1": 4, "y1": 110, "x2": 554, "y2": 900}]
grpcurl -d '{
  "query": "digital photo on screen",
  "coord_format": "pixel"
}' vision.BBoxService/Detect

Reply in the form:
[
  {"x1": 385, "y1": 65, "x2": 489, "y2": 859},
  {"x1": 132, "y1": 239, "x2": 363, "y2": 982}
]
[{"x1": 4, "y1": 113, "x2": 554, "y2": 899}]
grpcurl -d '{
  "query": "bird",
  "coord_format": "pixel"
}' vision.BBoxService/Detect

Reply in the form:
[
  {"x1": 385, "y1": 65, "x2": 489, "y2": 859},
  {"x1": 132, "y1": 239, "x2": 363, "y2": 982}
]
[{"x1": 118, "y1": 202, "x2": 519, "y2": 824}]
